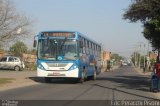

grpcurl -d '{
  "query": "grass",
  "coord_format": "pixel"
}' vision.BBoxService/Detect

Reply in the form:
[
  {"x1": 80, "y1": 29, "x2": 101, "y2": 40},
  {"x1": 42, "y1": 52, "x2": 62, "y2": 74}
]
[{"x1": 0, "y1": 78, "x2": 15, "y2": 85}]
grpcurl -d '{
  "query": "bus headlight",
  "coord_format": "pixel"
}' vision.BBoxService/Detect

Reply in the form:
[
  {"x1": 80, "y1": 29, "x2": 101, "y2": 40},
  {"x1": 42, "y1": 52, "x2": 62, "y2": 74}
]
[
  {"x1": 69, "y1": 64, "x2": 77, "y2": 71},
  {"x1": 38, "y1": 64, "x2": 45, "y2": 70}
]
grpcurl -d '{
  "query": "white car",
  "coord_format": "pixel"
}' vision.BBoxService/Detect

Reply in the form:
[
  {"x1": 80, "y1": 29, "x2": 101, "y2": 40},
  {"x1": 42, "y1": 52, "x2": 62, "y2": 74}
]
[
  {"x1": 122, "y1": 62, "x2": 128, "y2": 66},
  {"x1": 0, "y1": 56, "x2": 25, "y2": 71}
]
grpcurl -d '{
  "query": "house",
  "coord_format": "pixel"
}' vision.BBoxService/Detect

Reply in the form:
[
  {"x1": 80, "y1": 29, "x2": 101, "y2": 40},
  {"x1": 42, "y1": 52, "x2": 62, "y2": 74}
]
[
  {"x1": 101, "y1": 51, "x2": 111, "y2": 69},
  {"x1": 0, "y1": 50, "x2": 5, "y2": 58}
]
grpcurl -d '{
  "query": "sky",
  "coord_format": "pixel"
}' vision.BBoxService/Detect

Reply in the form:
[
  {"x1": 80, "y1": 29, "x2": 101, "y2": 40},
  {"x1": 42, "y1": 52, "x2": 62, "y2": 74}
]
[{"x1": 13, "y1": 0, "x2": 150, "y2": 57}]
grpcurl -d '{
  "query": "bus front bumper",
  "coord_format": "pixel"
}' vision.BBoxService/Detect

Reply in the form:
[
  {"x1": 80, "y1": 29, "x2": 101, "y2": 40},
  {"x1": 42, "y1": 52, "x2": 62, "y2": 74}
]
[{"x1": 37, "y1": 68, "x2": 79, "y2": 78}]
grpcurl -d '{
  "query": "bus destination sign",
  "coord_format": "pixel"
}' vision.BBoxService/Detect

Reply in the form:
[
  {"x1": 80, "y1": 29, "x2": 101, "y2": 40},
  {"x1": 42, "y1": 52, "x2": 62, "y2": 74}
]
[{"x1": 42, "y1": 32, "x2": 75, "y2": 38}]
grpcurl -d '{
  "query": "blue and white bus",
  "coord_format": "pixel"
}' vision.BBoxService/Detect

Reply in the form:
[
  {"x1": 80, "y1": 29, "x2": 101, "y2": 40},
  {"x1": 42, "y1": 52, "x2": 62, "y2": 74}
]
[{"x1": 34, "y1": 31, "x2": 101, "y2": 83}]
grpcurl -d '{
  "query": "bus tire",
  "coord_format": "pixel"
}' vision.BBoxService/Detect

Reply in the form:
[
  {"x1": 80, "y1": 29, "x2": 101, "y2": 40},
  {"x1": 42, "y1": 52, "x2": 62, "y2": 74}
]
[
  {"x1": 44, "y1": 77, "x2": 52, "y2": 83},
  {"x1": 80, "y1": 70, "x2": 85, "y2": 83},
  {"x1": 92, "y1": 71, "x2": 96, "y2": 80}
]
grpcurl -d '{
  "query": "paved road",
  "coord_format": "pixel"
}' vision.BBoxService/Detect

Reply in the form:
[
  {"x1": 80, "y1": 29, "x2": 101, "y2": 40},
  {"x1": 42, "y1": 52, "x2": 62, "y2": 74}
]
[{"x1": 0, "y1": 66, "x2": 159, "y2": 105}]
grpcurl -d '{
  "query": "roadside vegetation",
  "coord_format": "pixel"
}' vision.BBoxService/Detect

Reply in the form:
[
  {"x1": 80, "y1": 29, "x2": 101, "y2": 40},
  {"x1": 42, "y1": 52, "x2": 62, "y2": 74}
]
[
  {"x1": 124, "y1": 0, "x2": 160, "y2": 71},
  {"x1": 124, "y1": 0, "x2": 160, "y2": 58},
  {"x1": 9, "y1": 41, "x2": 36, "y2": 71},
  {"x1": 0, "y1": 78, "x2": 15, "y2": 86},
  {"x1": 0, "y1": 0, "x2": 35, "y2": 71},
  {"x1": 25, "y1": 63, "x2": 36, "y2": 71},
  {"x1": 0, "y1": 0, "x2": 33, "y2": 47},
  {"x1": 1, "y1": 41, "x2": 37, "y2": 71}
]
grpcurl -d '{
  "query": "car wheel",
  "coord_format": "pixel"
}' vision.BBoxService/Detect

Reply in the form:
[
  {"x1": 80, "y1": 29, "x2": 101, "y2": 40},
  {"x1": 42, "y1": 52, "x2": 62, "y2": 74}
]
[{"x1": 14, "y1": 66, "x2": 20, "y2": 71}]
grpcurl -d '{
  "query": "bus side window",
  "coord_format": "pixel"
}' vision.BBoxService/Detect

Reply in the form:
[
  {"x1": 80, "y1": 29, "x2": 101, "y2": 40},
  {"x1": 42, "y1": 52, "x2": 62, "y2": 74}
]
[
  {"x1": 98, "y1": 46, "x2": 100, "y2": 56},
  {"x1": 96, "y1": 45, "x2": 98, "y2": 56},
  {"x1": 89, "y1": 42, "x2": 91, "y2": 55},
  {"x1": 87, "y1": 40, "x2": 89, "y2": 55},
  {"x1": 79, "y1": 41, "x2": 83, "y2": 53},
  {"x1": 93, "y1": 43, "x2": 95, "y2": 55},
  {"x1": 91, "y1": 43, "x2": 94, "y2": 55},
  {"x1": 83, "y1": 39, "x2": 86, "y2": 54}
]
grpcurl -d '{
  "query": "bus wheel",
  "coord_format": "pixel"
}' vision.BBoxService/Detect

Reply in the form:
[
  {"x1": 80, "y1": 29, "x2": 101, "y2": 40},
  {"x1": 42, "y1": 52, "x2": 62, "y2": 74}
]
[
  {"x1": 92, "y1": 71, "x2": 97, "y2": 80},
  {"x1": 44, "y1": 77, "x2": 52, "y2": 83},
  {"x1": 80, "y1": 70, "x2": 85, "y2": 83}
]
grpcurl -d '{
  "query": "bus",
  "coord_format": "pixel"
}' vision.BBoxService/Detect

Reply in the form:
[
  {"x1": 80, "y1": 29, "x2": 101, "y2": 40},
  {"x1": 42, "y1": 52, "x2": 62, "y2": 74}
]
[{"x1": 33, "y1": 31, "x2": 101, "y2": 83}]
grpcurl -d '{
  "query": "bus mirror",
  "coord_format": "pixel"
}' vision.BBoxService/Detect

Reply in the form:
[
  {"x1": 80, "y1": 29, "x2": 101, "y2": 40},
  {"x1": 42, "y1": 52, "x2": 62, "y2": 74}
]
[
  {"x1": 80, "y1": 41, "x2": 83, "y2": 48},
  {"x1": 33, "y1": 40, "x2": 37, "y2": 48}
]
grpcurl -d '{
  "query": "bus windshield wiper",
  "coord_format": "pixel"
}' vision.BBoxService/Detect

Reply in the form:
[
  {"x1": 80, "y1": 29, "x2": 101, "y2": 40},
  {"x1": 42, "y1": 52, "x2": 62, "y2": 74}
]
[{"x1": 60, "y1": 37, "x2": 67, "y2": 50}]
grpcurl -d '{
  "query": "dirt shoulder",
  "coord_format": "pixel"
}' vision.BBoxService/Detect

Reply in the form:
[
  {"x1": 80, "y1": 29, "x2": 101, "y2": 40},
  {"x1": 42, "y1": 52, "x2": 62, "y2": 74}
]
[
  {"x1": 0, "y1": 70, "x2": 39, "y2": 91},
  {"x1": 133, "y1": 66, "x2": 152, "y2": 76},
  {"x1": 133, "y1": 66, "x2": 160, "y2": 99}
]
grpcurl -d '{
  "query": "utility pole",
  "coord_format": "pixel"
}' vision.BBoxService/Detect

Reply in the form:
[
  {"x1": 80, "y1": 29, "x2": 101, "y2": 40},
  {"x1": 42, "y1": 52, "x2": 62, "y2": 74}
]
[
  {"x1": 136, "y1": 45, "x2": 139, "y2": 67},
  {"x1": 134, "y1": 47, "x2": 136, "y2": 66},
  {"x1": 134, "y1": 46, "x2": 138, "y2": 67},
  {"x1": 143, "y1": 44, "x2": 146, "y2": 70},
  {"x1": 138, "y1": 44, "x2": 142, "y2": 68},
  {"x1": 137, "y1": 42, "x2": 143, "y2": 69},
  {"x1": 147, "y1": 41, "x2": 150, "y2": 70}
]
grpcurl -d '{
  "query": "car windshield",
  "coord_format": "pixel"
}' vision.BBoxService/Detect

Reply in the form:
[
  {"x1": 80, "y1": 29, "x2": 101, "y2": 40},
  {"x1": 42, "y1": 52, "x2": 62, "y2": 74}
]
[{"x1": 38, "y1": 38, "x2": 78, "y2": 60}]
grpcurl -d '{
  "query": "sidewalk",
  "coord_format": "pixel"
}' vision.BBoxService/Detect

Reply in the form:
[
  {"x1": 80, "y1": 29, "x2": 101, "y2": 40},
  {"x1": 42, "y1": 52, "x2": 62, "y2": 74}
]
[
  {"x1": 134, "y1": 66, "x2": 160, "y2": 99},
  {"x1": 134, "y1": 67, "x2": 152, "y2": 76}
]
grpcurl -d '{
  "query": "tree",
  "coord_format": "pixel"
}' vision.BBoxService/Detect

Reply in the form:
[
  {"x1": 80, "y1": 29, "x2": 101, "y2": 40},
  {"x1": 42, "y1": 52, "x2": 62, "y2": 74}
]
[
  {"x1": 9, "y1": 41, "x2": 28, "y2": 57},
  {"x1": 28, "y1": 49, "x2": 37, "y2": 55},
  {"x1": 123, "y1": 0, "x2": 160, "y2": 23},
  {"x1": 123, "y1": 0, "x2": 160, "y2": 49},
  {"x1": 143, "y1": 19, "x2": 160, "y2": 49},
  {"x1": 0, "y1": 0, "x2": 32, "y2": 47},
  {"x1": 111, "y1": 53, "x2": 123, "y2": 62}
]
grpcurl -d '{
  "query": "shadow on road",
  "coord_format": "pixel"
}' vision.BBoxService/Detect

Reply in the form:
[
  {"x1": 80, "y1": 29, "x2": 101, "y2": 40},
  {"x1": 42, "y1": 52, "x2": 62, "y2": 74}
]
[
  {"x1": 28, "y1": 77, "x2": 79, "y2": 84},
  {"x1": 0, "y1": 69, "x2": 17, "y2": 71},
  {"x1": 96, "y1": 75, "x2": 151, "y2": 92}
]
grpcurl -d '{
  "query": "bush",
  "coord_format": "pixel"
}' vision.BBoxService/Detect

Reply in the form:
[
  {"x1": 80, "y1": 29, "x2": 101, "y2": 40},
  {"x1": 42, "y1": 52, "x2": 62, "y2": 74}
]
[{"x1": 25, "y1": 62, "x2": 36, "y2": 71}]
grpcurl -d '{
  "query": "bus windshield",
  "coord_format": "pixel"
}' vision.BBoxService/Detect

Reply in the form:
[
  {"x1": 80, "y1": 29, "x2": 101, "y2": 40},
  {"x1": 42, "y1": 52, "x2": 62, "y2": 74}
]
[{"x1": 38, "y1": 38, "x2": 78, "y2": 60}]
